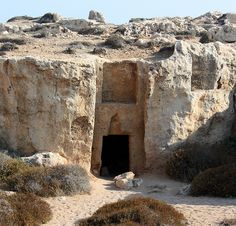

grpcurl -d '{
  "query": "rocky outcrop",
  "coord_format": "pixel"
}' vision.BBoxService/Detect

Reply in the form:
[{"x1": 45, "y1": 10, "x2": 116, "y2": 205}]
[
  {"x1": 0, "y1": 57, "x2": 97, "y2": 169},
  {"x1": 145, "y1": 41, "x2": 236, "y2": 170},
  {"x1": 0, "y1": 11, "x2": 236, "y2": 173},
  {"x1": 21, "y1": 152, "x2": 68, "y2": 166},
  {"x1": 88, "y1": 10, "x2": 105, "y2": 23}
]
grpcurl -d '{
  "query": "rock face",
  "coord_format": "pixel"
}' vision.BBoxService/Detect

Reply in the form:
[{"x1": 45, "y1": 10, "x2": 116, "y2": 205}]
[
  {"x1": 0, "y1": 57, "x2": 96, "y2": 169},
  {"x1": 145, "y1": 41, "x2": 236, "y2": 170},
  {"x1": 0, "y1": 12, "x2": 236, "y2": 173}
]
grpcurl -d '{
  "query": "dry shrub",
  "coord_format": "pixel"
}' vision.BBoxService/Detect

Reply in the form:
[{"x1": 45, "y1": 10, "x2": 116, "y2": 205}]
[
  {"x1": 7, "y1": 164, "x2": 91, "y2": 197},
  {"x1": 0, "y1": 154, "x2": 31, "y2": 184},
  {"x1": 191, "y1": 163, "x2": 236, "y2": 197},
  {"x1": 166, "y1": 143, "x2": 236, "y2": 182},
  {"x1": 0, "y1": 193, "x2": 52, "y2": 226},
  {"x1": 77, "y1": 197, "x2": 186, "y2": 226}
]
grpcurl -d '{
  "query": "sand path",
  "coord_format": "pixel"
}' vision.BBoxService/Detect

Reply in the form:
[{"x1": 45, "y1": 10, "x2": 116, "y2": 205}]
[{"x1": 44, "y1": 174, "x2": 236, "y2": 226}]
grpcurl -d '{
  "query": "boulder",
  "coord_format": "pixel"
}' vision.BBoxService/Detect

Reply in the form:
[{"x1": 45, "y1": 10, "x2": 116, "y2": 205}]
[
  {"x1": 210, "y1": 25, "x2": 236, "y2": 43},
  {"x1": 218, "y1": 13, "x2": 236, "y2": 25},
  {"x1": 58, "y1": 19, "x2": 91, "y2": 32},
  {"x1": 21, "y1": 152, "x2": 68, "y2": 167},
  {"x1": 114, "y1": 172, "x2": 143, "y2": 189},
  {"x1": 88, "y1": 10, "x2": 105, "y2": 23},
  {"x1": 38, "y1": 13, "x2": 60, "y2": 24}
]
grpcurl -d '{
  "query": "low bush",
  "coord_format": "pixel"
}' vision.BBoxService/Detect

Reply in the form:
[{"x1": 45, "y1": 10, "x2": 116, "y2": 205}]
[
  {"x1": 7, "y1": 164, "x2": 91, "y2": 197},
  {"x1": 166, "y1": 143, "x2": 236, "y2": 182},
  {"x1": 0, "y1": 153, "x2": 31, "y2": 184},
  {"x1": 190, "y1": 163, "x2": 236, "y2": 197},
  {"x1": 77, "y1": 197, "x2": 186, "y2": 226},
  {"x1": 0, "y1": 193, "x2": 52, "y2": 226}
]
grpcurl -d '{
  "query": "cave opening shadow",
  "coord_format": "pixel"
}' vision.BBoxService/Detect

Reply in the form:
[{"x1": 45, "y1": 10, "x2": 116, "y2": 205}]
[{"x1": 100, "y1": 135, "x2": 130, "y2": 177}]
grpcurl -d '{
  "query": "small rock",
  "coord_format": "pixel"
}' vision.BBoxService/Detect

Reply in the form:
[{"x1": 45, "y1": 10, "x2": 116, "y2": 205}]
[
  {"x1": 88, "y1": 10, "x2": 105, "y2": 23},
  {"x1": 177, "y1": 184, "x2": 191, "y2": 196},
  {"x1": 21, "y1": 152, "x2": 68, "y2": 167},
  {"x1": 147, "y1": 184, "x2": 167, "y2": 193},
  {"x1": 92, "y1": 47, "x2": 107, "y2": 55},
  {"x1": 132, "y1": 178, "x2": 143, "y2": 187},
  {"x1": 114, "y1": 172, "x2": 135, "y2": 181},
  {"x1": 115, "y1": 178, "x2": 134, "y2": 190},
  {"x1": 63, "y1": 47, "x2": 76, "y2": 54},
  {"x1": 114, "y1": 172, "x2": 142, "y2": 190}
]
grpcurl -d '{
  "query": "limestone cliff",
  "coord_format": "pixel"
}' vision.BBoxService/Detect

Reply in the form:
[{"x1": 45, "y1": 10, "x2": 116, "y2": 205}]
[
  {"x1": 0, "y1": 57, "x2": 97, "y2": 169},
  {"x1": 0, "y1": 12, "x2": 236, "y2": 173}
]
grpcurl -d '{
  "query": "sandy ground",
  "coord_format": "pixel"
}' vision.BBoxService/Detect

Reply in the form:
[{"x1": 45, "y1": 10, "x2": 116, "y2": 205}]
[{"x1": 44, "y1": 174, "x2": 236, "y2": 226}]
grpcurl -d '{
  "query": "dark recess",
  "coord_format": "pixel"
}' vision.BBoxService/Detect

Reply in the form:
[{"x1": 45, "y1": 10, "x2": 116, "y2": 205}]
[{"x1": 100, "y1": 135, "x2": 129, "y2": 176}]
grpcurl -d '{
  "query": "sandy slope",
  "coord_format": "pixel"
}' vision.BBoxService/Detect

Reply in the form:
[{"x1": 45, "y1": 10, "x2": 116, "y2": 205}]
[{"x1": 44, "y1": 174, "x2": 236, "y2": 226}]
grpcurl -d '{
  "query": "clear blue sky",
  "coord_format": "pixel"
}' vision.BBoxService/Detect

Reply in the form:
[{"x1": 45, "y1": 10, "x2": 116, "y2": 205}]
[{"x1": 1, "y1": 0, "x2": 236, "y2": 24}]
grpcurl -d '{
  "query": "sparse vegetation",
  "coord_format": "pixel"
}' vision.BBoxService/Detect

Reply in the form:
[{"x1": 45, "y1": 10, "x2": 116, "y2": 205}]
[
  {"x1": 0, "y1": 193, "x2": 52, "y2": 226},
  {"x1": 77, "y1": 197, "x2": 186, "y2": 226},
  {"x1": 105, "y1": 34, "x2": 126, "y2": 49},
  {"x1": 0, "y1": 38, "x2": 27, "y2": 45},
  {"x1": 6, "y1": 164, "x2": 91, "y2": 197},
  {"x1": 190, "y1": 163, "x2": 236, "y2": 197},
  {"x1": 0, "y1": 153, "x2": 30, "y2": 184}
]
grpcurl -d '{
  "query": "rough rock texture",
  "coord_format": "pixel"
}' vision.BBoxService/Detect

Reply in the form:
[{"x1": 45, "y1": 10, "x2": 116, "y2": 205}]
[
  {"x1": 114, "y1": 172, "x2": 143, "y2": 189},
  {"x1": 0, "y1": 57, "x2": 97, "y2": 169},
  {"x1": 0, "y1": 12, "x2": 236, "y2": 173},
  {"x1": 88, "y1": 10, "x2": 105, "y2": 23},
  {"x1": 21, "y1": 152, "x2": 68, "y2": 166},
  {"x1": 145, "y1": 41, "x2": 236, "y2": 170}
]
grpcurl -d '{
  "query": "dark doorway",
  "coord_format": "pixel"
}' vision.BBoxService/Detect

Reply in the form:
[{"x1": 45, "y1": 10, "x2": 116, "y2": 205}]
[{"x1": 100, "y1": 135, "x2": 129, "y2": 176}]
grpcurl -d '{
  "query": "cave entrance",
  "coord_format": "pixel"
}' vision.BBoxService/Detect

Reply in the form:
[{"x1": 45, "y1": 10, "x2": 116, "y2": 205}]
[{"x1": 100, "y1": 135, "x2": 129, "y2": 176}]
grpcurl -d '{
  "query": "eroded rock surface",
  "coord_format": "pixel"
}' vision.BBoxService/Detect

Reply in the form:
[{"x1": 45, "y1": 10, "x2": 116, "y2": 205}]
[
  {"x1": 0, "y1": 57, "x2": 97, "y2": 169},
  {"x1": 0, "y1": 11, "x2": 236, "y2": 172}
]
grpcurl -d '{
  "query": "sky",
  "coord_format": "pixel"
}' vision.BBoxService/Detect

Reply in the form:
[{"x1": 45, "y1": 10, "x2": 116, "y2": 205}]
[{"x1": 1, "y1": 1, "x2": 236, "y2": 24}]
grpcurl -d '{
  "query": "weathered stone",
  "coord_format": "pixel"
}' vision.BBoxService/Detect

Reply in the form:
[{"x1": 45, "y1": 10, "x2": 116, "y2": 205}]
[
  {"x1": 58, "y1": 19, "x2": 91, "y2": 32},
  {"x1": 114, "y1": 172, "x2": 135, "y2": 181},
  {"x1": 0, "y1": 57, "x2": 96, "y2": 170},
  {"x1": 177, "y1": 184, "x2": 191, "y2": 195},
  {"x1": 209, "y1": 25, "x2": 236, "y2": 43},
  {"x1": 21, "y1": 152, "x2": 68, "y2": 166},
  {"x1": 92, "y1": 47, "x2": 107, "y2": 55},
  {"x1": 38, "y1": 13, "x2": 60, "y2": 24},
  {"x1": 0, "y1": 12, "x2": 236, "y2": 175},
  {"x1": 88, "y1": 10, "x2": 105, "y2": 23},
  {"x1": 114, "y1": 172, "x2": 143, "y2": 189}
]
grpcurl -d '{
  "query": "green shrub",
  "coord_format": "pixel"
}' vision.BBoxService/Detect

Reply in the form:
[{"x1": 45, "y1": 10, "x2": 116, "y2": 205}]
[
  {"x1": 166, "y1": 144, "x2": 236, "y2": 182},
  {"x1": 7, "y1": 164, "x2": 91, "y2": 197},
  {"x1": 0, "y1": 193, "x2": 52, "y2": 226},
  {"x1": 0, "y1": 154, "x2": 31, "y2": 184},
  {"x1": 77, "y1": 197, "x2": 186, "y2": 226},
  {"x1": 190, "y1": 163, "x2": 236, "y2": 197}
]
